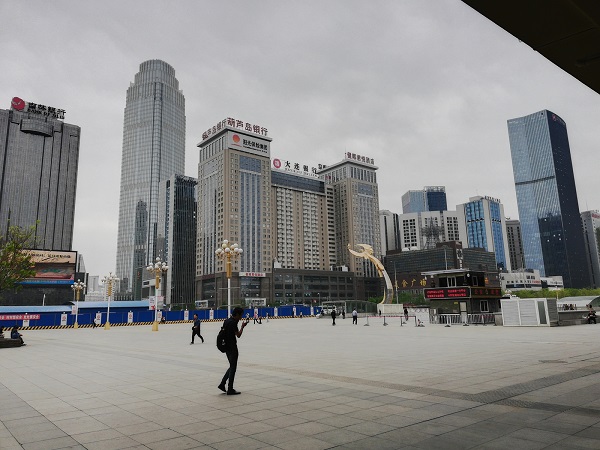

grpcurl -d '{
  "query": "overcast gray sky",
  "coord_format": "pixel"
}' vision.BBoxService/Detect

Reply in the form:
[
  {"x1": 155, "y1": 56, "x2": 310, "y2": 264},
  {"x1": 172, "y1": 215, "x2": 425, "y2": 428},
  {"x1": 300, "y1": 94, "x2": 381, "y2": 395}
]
[{"x1": 2, "y1": 0, "x2": 599, "y2": 278}]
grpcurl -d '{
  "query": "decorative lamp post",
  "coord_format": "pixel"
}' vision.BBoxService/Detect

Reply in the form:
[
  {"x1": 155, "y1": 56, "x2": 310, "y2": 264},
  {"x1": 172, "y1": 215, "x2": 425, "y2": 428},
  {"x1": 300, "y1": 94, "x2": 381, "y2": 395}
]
[
  {"x1": 101, "y1": 272, "x2": 119, "y2": 330},
  {"x1": 147, "y1": 257, "x2": 168, "y2": 331},
  {"x1": 215, "y1": 240, "x2": 243, "y2": 317},
  {"x1": 71, "y1": 279, "x2": 86, "y2": 329}
]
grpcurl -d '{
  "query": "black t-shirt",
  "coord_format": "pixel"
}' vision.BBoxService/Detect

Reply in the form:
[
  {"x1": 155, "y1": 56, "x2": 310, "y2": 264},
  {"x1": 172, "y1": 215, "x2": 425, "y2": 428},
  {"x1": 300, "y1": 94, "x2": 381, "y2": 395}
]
[{"x1": 223, "y1": 317, "x2": 239, "y2": 349}]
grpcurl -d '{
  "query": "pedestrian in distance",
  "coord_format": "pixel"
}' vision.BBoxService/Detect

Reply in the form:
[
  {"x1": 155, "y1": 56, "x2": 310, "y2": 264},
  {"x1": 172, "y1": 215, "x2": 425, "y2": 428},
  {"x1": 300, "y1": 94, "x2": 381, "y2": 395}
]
[
  {"x1": 331, "y1": 308, "x2": 337, "y2": 326},
  {"x1": 404, "y1": 307, "x2": 409, "y2": 321},
  {"x1": 352, "y1": 309, "x2": 358, "y2": 325},
  {"x1": 341, "y1": 310, "x2": 345, "y2": 319},
  {"x1": 191, "y1": 314, "x2": 204, "y2": 344},
  {"x1": 218, "y1": 307, "x2": 249, "y2": 395},
  {"x1": 11, "y1": 326, "x2": 25, "y2": 345},
  {"x1": 587, "y1": 305, "x2": 597, "y2": 324}
]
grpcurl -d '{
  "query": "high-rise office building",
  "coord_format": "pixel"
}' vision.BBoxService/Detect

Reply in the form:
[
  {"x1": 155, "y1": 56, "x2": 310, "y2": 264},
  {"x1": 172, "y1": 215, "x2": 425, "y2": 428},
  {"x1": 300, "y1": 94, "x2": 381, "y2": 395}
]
[
  {"x1": 506, "y1": 219, "x2": 525, "y2": 270},
  {"x1": 397, "y1": 210, "x2": 465, "y2": 251},
  {"x1": 402, "y1": 186, "x2": 447, "y2": 213},
  {"x1": 380, "y1": 210, "x2": 400, "y2": 255},
  {"x1": 581, "y1": 211, "x2": 600, "y2": 288},
  {"x1": 157, "y1": 175, "x2": 197, "y2": 307},
  {"x1": 457, "y1": 195, "x2": 511, "y2": 271},
  {"x1": 115, "y1": 60, "x2": 185, "y2": 292},
  {"x1": 196, "y1": 118, "x2": 273, "y2": 303},
  {"x1": 271, "y1": 169, "x2": 333, "y2": 270},
  {"x1": 507, "y1": 110, "x2": 589, "y2": 287},
  {"x1": 318, "y1": 152, "x2": 381, "y2": 275},
  {"x1": 0, "y1": 98, "x2": 80, "y2": 250}
]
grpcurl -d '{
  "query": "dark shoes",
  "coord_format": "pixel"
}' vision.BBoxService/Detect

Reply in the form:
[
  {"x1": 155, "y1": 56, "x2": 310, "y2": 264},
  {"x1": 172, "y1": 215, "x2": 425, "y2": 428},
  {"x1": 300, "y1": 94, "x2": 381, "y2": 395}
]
[{"x1": 218, "y1": 384, "x2": 240, "y2": 395}]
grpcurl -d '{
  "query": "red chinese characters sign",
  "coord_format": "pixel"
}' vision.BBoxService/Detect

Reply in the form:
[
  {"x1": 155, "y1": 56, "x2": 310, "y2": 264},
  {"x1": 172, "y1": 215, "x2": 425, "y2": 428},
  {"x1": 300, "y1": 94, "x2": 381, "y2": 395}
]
[
  {"x1": 470, "y1": 288, "x2": 502, "y2": 298},
  {"x1": 0, "y1": 314, "x2": 41, "y2": 320},
  {"x1": 423, "y1": 287, "x2": 470, "y2": 299},
  {"x1": 202, "y1": 117, "x2": 268, "y2": 141}
]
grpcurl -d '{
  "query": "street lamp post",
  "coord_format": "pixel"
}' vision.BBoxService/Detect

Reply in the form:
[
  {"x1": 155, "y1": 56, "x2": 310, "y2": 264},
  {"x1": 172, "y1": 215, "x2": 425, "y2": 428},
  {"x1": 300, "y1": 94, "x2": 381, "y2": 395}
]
[
  {"x1": 101, "y1": 272, "x2": 119, "y2": 330},
  {"x1": 215, "y1": 240, "x2": 243, "y2": 317},
  {"x1": 147, "y1": 257, "x2": 168, "y2": 331},
  {"x1": 71, "y1": 279, "x2": 85, "y2": 329}
]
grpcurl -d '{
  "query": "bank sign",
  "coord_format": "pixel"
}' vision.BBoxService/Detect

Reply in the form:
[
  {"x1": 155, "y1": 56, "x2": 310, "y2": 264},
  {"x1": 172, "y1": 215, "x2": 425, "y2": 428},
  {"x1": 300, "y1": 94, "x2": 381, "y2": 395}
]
[
  {"x1": 202, "y1": 117, "x2": 268, "y2": 141},
  {"x1": 228, "y1": 131, "x2": 270, "y2": 157},
  {"x1": 11, "y1": 97, "x2": 65, "y2": 119}
]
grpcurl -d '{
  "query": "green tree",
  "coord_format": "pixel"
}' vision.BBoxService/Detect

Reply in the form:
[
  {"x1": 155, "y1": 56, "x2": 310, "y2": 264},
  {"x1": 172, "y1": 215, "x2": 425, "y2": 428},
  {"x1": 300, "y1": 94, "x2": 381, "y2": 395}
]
[{"x1": 0, "y1": 225, "x2": 37, "y2": 293}]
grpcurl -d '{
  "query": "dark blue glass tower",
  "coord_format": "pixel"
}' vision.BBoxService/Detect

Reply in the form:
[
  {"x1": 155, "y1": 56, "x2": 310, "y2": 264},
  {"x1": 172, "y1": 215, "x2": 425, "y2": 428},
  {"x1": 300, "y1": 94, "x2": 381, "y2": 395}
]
[{"x1": 507, "y1": 110, "x2": 589, "y2": 288}]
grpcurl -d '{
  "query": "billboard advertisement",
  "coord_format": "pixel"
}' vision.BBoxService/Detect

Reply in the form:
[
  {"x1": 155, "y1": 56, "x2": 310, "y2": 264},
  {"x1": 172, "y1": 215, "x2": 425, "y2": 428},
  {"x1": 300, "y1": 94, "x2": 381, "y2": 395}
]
[{"x1": 20, "y1": 250, "x2": 77, "y2": 285}]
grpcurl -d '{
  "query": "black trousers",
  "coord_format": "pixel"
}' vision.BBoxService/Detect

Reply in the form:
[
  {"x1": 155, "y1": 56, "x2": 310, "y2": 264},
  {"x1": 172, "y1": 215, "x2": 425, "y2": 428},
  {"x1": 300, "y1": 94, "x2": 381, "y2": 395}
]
[
  {"x1": 191, "y1": 328, "x2": 204, "y2": 343},
  {"x1": 352, "y1": 316, "x2": 357, "y2": 324},
  {"x1": 221, "y1": 347, "x2": 239, "y2": 390}
]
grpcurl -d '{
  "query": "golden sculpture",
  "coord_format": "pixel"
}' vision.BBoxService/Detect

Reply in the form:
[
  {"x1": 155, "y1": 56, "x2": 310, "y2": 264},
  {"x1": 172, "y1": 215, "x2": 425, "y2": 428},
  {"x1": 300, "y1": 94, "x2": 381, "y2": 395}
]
[{"x1": 348, "y1": 243, "x2": 394, "y2": 304}]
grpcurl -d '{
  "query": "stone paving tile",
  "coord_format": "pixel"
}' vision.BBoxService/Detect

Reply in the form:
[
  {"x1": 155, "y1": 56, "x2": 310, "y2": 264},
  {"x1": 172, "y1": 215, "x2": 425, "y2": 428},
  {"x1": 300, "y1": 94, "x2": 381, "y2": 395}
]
[
  {"x1": 506, "y1": 427, "x2": 572, "y2": 444},
  {"x1": 72, "y1": 428, "x2": 127, "y2": 445},
  {"x1": 21, "y1": 436, "x2": 80, "y2": 450},
  {"x1": 311, "y1": 428, "x2": 370, "y2": 446},
  {"x1": 144, "y1": 435, "x2": 204, "y2": 450},
  {"x1": 544, "y1": 435, "x2": 600, "y2": 449},
  {"x1": 474, "y1": 435, "x2": 550, "y2": 449},
  {"x1": 4, "y1": 321, "x2": 600, "y2": 449},
  {"x1": 190, "y1": 429, "x2": 244, "y2": 445},
  {"x1": 209, "y1": 436, "x2": 272, "y2": 450},
  {"x1": 10, "y1": 426, "x2": 68, "y2": 445},
  {"x1": 414, "y1": 429, "x2": 492, "y2": 449}
]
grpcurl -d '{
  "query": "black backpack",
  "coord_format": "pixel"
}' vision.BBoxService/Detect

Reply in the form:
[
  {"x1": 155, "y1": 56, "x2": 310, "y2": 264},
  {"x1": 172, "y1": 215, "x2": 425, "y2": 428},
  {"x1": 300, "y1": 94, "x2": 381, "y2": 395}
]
[{"x1": 216, "y1": 321, "x2": 227, "y2": 353}]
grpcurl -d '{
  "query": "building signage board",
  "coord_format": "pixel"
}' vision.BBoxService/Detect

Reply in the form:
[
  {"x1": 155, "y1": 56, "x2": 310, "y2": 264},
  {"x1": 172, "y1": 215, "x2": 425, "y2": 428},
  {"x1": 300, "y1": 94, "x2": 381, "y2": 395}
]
[
  {"x1": 396, "y1": 273, "x2": 430, "y2": 290},
  {"x1": 272, "y1": 158, "x2": 324, "y2": 179},
  {"x1": 423, "y1": 287, "x2": 470, "y2": 299},
  {"x1": 11, "y1": 97, "x2": 66, "y2": 119},
  {"x1": 239, "y1": 272, "x2": 266, "y2": 278},
  {"x1": 202, "y1": 117, "x2": 268, "y2": 141},
  {"x1": 228, "y1": 131, "x2": 270, "y2": 157},
  {"x1": 20, "y1": 250, "x2": 77, "y2": 285},
  {"x1": 345, "y1": 151, "x2": 375, "y2": 165}
]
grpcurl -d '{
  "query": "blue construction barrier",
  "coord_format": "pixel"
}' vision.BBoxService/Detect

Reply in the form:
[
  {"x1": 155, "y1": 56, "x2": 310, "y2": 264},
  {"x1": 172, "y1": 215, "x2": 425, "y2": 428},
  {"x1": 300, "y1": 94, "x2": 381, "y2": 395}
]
[{"x1": 0, "y1": 305, "x2": 321, "y2": 329}]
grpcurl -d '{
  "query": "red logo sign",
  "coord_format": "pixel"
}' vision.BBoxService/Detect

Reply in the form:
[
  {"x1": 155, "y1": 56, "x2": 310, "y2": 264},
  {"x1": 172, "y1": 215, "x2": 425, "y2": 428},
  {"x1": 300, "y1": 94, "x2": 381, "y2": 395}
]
[
  {"x1": 273, "y1": 158, "x2": 281, "y2": 169},
  {"x1": 232, "y1": 134, "x2": 241, "y2": 143},
  {"x1": 11, "y1": 97, "x2": 25, "y2": 111}
]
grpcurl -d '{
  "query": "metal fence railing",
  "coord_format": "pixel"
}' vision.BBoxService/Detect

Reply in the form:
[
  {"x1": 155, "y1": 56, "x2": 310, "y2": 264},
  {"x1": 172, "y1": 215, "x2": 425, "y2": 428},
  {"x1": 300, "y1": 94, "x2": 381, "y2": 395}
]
[{"x1": 430, "y1": 313, "x2": 495, "y2": 325}]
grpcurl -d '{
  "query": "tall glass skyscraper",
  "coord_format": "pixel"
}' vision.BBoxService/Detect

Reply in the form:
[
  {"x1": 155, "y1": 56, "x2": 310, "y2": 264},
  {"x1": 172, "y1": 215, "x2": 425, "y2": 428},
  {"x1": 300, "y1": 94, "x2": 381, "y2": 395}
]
[
  {"x1": 507, "y1": 110, "x2": 589, "y2": 288},
  {"x1": 115, "y1": 60, "x2": 185, "y2": 293}
]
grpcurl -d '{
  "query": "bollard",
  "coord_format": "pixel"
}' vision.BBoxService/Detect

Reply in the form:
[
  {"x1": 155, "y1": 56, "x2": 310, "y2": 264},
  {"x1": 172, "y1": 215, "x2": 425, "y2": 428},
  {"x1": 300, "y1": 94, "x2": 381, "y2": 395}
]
[
  {"x1": 364, "y1": 315, "x2": 370, "y2": 326},
  {"x1": 383, "y1": 316, "x2": 388, "y2": 326}
]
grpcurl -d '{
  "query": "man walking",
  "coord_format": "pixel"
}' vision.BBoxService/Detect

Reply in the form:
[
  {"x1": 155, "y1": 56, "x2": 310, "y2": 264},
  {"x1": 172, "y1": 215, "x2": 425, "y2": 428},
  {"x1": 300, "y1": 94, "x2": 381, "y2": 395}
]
[
  {"x1": 218, "y1": 307, "x2": 248, "y2": 395},
  {"x1": 331, "y1": 308, "x2": 337, "y2": 326},
  {"x1": 191, "y1": 314, "x2": 204, "y2": 344},
  {"x1": 352, "y1": 309, "x2": 358, "y2": 325}
]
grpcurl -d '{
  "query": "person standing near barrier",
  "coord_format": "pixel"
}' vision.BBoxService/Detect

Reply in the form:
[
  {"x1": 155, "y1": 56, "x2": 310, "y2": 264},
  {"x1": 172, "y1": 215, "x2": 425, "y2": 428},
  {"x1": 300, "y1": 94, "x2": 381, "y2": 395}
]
[
  {"x1": 352, "y1": 309, "x2": 358, "y2": 324},
  {"x1": 218, "y1": 307, "x2": 248, "y2": 395},
  {"x1": 404, "y1": 307, "x2": 409, "y2": 321},
  {"x1": 191, "y1": 314, "x2": 204, "y2": 344},
  {"x1": 331, "y1": 308, "x2": 337, "y2": 326}
]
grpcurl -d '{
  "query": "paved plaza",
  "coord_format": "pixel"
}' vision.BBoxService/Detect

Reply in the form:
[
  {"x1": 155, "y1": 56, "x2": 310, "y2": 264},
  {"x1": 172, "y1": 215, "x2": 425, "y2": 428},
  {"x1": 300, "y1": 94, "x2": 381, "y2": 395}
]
[{"x1": 1, "y1": 316, "x2": 600, "y2": 449}]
